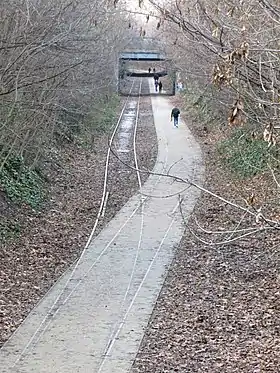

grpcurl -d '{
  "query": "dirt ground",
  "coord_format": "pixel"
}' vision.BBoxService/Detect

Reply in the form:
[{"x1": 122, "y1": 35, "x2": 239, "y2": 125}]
[
  {"x1": 0, "y1": 96, "x2": 157, "y2": 346},
  {"x1": 1, "y1": 91, "x2": 279, "y2": 371},
  {"x1": 131, "y1": 96, "x2": 280, "y2": 372}
]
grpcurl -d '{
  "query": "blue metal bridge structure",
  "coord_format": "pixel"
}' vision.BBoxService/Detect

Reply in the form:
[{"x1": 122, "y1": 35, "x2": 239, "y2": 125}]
[{"x1": 120, "y1": 51, "x2": 166, "y2": 61}]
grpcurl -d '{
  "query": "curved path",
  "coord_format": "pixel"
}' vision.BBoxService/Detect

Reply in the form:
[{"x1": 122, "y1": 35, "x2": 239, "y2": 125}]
[{"x1": 0, "y1": 80, "x2": 204, "y2": 373}]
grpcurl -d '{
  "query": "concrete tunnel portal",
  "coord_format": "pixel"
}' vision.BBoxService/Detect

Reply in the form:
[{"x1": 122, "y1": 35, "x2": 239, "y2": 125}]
[{"x1": 118, "y1": 51, "x2": 176, "y2": 96}]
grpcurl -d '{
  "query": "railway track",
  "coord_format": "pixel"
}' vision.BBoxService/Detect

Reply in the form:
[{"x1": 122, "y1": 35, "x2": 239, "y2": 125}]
[
  {"x1": 0, "y1": 72, "x2": 205, "y2": 373},
  {"x1": 86, "y1": 77, "x2": 144, "y2": 247},
  {"x1": 1, "y1": 75, "x2": 203, "y2": 373},
  {"x1": 8, "y1": 76, "x2": 162, "y2": 369}
]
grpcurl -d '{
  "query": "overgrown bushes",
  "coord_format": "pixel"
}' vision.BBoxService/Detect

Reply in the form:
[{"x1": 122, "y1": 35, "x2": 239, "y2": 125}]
[
  {"x1": 83, "y1": 94, "x2": 120, "y2": 135},
  {"x1": 0, "y1": 91, "x2": 121, "y2": 210},
  {"x1": 149, "y1": 0, "x2": 280, "y2": 184},
  {"x1": 0, "y1": 0, "x2": 131, "y2": 183},
  {"x1": 182, "y1": 85, "x2": 279, "y2": 179},
  {"x1": 218, "y1": 129, "x2": 278, "y2": 178},
  {"x1": 0, "y1": 155, "x2": 45, "y2": 208},
  {"x1": 183, "y1": 84, "x2": 225, "y2": 130}
]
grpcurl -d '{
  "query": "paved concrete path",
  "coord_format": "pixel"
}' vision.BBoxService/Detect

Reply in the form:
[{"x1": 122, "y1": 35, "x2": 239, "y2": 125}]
[{"x1": 0, "y1": 80, "x2": 204, "y2": 373}]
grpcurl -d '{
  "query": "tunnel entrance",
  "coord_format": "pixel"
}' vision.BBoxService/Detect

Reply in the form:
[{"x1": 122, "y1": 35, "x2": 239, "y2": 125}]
[{"x1": 118, "y1": 51, "x2": 176, "y2": 96}]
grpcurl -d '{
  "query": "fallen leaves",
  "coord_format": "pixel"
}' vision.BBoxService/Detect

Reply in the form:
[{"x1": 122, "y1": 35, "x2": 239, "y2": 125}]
[
  {"x1": 132, "y1": 95, "x2": 280, "y2": 372},
  {"x1": 228, "y1": 99, "x2": 245, "y2": 126},
  {"x1": 0, "y1": 92, "x2": 157, "y2": 346}
]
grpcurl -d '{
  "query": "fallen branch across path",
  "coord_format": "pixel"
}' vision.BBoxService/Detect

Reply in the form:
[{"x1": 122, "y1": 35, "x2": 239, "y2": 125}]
[{"x1": 108, "y1": 140, "x2": 280, "y2": 247}]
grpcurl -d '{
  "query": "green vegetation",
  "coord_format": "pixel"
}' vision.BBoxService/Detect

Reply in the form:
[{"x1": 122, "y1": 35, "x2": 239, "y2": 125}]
[
  {"x1": 183, "y1": 86, "x2": 279, "y2": 179},
  {"x1": 0, "y1": 155, "x2": 46, "y2": 208},
  {"x1": 183, "y1": 85, "x2": 222, "y2": 128},
  {"x1": 0, "y1": 93, "x2": 120, "y2": 212},
  {"x1": 86, "y1": 94, "x2": 120, "y2": 133},
  {"x1": 0, "y1": 219, "x2": 20, "y2": 243},
  {"x1": 54, "y1": 94, "x2": 121, "y2": 148},
  {"x1": 218, "y1": 128, "x2": 277, "y2": 178},
  {"x1": 77, "y1": 93, "x2": 120, "y2": 148},
  {"x1": 0, "y1": 92, "x2": 120, "y2": 211}
]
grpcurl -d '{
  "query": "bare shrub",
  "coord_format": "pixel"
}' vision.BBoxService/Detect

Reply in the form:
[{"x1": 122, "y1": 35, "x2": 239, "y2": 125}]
[{"x1": 0, "y1": 0, "x2": 131, "y2": 169}]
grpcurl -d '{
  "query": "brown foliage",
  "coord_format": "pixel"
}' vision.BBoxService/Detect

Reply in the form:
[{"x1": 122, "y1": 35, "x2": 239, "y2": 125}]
[
  {"x1": 228, "y1": 99, "x2": 245, "y2": 126},
  {"x1": 148, "y1": 0, "x2": 280, "y2": 137}
]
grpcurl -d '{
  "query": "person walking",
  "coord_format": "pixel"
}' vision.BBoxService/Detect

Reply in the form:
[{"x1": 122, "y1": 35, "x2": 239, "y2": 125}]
[
  {"x1": 148, "y1": 67, "x2": 151, "y2": 73},
  {"x1": 171, "y1": 107, "x2": 180, "y2": 127},
  {"x1": 155, "y1": 80, "x2": 159, "y2": 92},
  {"x1": 158, "y1": 80, "x2": 163, "y2": 93}
]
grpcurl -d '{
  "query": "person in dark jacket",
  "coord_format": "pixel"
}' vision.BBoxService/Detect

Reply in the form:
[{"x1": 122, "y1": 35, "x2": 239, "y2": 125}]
[
  {"x1": 171, "y1": 107, "x2": 180, "y2": 127},
  {"x1": 158, "y1": 80, "x2": 163, "y2": 93},
  {"x1": 155, "y1": 80, "x2": 159, "y2": 92}
]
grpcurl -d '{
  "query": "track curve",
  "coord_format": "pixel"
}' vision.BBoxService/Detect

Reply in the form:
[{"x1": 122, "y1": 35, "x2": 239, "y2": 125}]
[{"x1": 0, "y1": 77, "x2": 204, "y2": 373}]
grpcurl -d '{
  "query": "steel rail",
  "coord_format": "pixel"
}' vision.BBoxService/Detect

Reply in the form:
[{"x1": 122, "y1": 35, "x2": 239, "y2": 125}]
[
  {"x1": 9, "y1": 78, "x2": 139, "y2": 368},
  {"x1": 9, "y1": 78, "x2": 173, "y2": 371}
]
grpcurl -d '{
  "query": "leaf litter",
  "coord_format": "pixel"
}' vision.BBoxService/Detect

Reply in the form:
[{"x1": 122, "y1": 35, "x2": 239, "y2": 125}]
[
  {"x1": 0, "y1": 95, "x2": 157, "y2": 347},
  {"x1": 131, "y1": 97, "x2": 279, "y2": 372}
]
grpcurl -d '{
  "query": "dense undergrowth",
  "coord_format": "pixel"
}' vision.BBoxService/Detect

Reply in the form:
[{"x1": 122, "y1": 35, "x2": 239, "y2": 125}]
[
  {"x1": 0, "y1": 155, "x2": 45, "y2": 208},
  {"x1": 218, "y1": 129, "x2": 278, "y2": 178},
  {"x1": 0, "y1": 94, "x2": 120, "y2": 241},
  {"x1": 81, "y1": 94, "x2": 120, "y2": 141},
  {"x1": 182, "y1": 86, "x2": 280, "y2": 180}
]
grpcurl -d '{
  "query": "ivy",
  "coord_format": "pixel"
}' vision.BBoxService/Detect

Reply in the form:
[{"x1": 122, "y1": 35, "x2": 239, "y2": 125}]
[
  {"x1": 218, "y1": 129, "x2": 277, "y2": 178},
  {"x1": 0, "y1": 155, "x2": 46, "y2": 208}
]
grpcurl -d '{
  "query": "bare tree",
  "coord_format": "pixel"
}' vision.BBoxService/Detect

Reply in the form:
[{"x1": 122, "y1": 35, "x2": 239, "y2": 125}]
[
  {"x1": 108, "y1": 0, "x2": 280, "y2": 240},
  {"x1": 0, "y1": 0, "x2": 132, "y2": 169}
]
